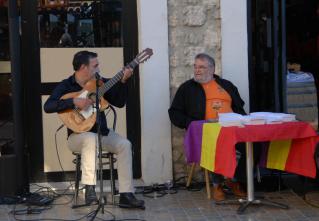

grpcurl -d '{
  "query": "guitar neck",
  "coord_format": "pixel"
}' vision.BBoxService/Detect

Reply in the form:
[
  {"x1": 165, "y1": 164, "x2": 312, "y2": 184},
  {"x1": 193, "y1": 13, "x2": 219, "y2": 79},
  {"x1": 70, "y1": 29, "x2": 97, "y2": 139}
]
[{"x1": 98, "y1": 59, "x2": 139, "y2": 99}]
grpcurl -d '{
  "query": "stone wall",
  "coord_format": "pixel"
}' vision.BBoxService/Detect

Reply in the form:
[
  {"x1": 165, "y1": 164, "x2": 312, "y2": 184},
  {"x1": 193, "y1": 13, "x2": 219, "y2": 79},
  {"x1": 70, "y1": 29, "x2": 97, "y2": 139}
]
[{"x1": 167, "y1": 0, "x2": 222, "y2": 181}]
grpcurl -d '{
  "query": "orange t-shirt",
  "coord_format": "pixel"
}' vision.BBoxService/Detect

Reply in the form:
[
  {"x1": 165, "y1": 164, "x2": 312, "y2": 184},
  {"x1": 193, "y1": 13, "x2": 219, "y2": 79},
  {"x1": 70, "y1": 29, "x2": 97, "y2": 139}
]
[{"x1": 201, "y1": 80, "x2": 233, "y2": 120}]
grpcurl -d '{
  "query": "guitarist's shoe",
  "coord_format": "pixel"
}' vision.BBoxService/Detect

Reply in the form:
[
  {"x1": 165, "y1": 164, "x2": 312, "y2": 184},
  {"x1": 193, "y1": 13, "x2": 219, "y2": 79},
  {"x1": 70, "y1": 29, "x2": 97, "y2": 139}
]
[
  {"x1": 85, "y1": 185, "x2": 98, "y2": 205},
  {"x1": 119, "y1": 193, "x2": 145, "y2": 209}
]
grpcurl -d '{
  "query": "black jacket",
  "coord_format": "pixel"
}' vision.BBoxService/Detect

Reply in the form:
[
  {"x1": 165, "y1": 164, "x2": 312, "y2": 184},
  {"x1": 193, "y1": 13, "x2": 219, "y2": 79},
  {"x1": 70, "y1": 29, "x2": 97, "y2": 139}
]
[
  {"x1": 44, "y1": 74, "x2": 128, "y2": 136},
  {"x1": 168, "y1": 74, "x2": 246, "y2": 129}
]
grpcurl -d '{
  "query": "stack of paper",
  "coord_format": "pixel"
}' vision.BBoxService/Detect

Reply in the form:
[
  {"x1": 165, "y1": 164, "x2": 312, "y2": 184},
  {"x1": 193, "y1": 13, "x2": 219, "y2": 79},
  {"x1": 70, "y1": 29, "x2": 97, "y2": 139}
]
[
  {"x1": 249, "y1": 112, "x2": 296, "y2": 124},
  {"x1": 213, "y1": 112, "x2": 296, "y2": 127},
  {"x1": 241, "y1": 115, "x2": 266, "y2": 125},
  {"x1": 276, "y1": 113, "x2": 296, "y2": 122},
  {"x1": 218, "y1": 113, "x2": 244, "y2": 127}
]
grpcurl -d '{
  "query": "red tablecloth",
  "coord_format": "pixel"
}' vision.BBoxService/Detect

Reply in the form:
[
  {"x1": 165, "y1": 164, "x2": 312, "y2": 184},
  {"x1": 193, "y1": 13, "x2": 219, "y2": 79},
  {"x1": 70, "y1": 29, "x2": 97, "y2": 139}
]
[{"x1": 184, "y1": 121, "x2": 319, "y2": 178}]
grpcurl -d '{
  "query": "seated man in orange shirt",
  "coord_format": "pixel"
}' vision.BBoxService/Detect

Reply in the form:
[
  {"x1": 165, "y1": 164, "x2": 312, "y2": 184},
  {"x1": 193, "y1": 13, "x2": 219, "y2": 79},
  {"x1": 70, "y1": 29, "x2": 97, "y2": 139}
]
[{"x1": 168, "y1": 53, "x2": 246, "y2": 201}]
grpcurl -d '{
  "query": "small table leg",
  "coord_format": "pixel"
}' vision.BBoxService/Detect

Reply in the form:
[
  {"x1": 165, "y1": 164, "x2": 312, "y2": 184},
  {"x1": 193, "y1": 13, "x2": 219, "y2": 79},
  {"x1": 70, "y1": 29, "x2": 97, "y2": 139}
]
[
  {"x1": 186, "y1": 163, "x2": 196, "y2": 187},
  {"x1": 205, "y1": 169, "x2": 211, "y2": 199}
]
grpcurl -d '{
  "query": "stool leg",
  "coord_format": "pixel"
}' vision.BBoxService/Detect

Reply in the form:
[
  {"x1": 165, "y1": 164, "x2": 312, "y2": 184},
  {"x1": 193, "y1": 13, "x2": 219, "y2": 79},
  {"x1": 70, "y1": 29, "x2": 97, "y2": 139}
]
[
  {"x1": 109, "y1": 154, "x2": 116, "y2": 205},
  {"x1": 205, "y1": 169, "x2": 211, "y2": 199},
  {"x1": 74, "y1": 155, "x2": 81, "y2": 205},
  {"x1": 186, "y1": 163, "x2": 196, "y2": 187}
]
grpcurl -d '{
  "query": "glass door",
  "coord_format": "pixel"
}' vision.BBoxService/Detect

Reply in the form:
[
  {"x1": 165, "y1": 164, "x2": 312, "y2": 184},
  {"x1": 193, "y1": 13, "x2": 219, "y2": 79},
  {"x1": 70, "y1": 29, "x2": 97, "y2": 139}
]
[{"x1": 248, "y1": 0, "x2": 286, "y2": 112}]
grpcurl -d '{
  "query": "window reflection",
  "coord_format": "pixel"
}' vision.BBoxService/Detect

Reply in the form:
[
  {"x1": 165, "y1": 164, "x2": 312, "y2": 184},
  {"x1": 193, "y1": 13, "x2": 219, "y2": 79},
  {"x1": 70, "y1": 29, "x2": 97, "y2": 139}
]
[
  {"x1": 0, "y1": 2, "x2": 9, "y2": 61},
  {"x1": 0, "y1": 1, "x2": 14, "y2": 153},
  {"x1": 38, "y1": 0, "x2": 123, "y2": 48}
]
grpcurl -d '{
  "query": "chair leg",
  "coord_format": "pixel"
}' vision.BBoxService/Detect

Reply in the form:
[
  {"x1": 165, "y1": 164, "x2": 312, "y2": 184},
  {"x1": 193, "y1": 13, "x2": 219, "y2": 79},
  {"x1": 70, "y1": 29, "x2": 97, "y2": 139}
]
[
  {"x1": 74, "y1": 155, "x2": 81, "y2": 206},
  {"x1": 186, "y1": 163, "x2": 196, "y2": 187},
  {"x1": 205, "y1": 169, "x2": 211, "y2": 199},
  {"x1": 278, "y1": 171, "x2": 282, "y2": 192},
  {"x1": 109, "y1": 154, "x2": 116, "y2": 205}
]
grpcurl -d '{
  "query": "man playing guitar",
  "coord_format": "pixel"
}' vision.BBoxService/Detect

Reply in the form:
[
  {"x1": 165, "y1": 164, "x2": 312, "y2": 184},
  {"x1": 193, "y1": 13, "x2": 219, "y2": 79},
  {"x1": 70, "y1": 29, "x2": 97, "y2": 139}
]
[{"x1": 44, "y1": 50, "x2": 145, "y2": 208}]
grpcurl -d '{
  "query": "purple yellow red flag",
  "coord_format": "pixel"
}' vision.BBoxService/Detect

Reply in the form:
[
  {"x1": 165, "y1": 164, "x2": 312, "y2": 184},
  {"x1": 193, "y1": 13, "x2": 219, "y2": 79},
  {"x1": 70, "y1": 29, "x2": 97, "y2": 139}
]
[{"x1": 200, "y1": 123, "x2": 222, "y2": 171}]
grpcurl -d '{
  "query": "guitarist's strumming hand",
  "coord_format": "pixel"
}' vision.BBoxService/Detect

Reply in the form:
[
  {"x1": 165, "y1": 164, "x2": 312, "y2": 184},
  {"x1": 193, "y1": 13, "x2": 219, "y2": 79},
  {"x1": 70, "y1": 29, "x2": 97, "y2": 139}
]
[
  {"x1": 121, "y1": 67, "x2": 133, "y2": 83},
  {"x1": 73, "y1": 98, "x2": 93, "y2": 110}
]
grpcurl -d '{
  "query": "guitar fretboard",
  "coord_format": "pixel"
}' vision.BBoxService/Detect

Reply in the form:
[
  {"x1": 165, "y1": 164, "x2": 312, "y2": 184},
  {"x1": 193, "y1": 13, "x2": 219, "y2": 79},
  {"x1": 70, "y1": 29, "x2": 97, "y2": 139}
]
[{"x1": 97, "y1": 59, "x2": 139, "y2": 99}]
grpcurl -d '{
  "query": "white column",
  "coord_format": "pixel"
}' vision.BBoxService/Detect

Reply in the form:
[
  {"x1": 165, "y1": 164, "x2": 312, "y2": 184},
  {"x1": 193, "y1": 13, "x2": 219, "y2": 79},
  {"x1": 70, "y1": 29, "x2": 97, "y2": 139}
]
[
  {"x1": 220, "y1": 0, "x2": 250, "y2": 113},
  {"x1": 137, "y1": 0, "x2": 172, "y2": 184}
]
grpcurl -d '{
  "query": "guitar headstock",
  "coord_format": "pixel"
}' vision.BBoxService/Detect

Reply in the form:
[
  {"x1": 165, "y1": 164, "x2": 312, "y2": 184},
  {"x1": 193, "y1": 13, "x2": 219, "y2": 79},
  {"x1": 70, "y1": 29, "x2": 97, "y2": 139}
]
[{"x1": 135, "y1": 48, "x2": 153, "y2": 64}]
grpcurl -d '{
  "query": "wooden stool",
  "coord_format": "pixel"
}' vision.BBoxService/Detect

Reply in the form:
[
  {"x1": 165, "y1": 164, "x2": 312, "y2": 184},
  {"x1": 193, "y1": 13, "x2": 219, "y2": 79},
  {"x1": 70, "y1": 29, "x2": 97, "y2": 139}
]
[{"x1": 186, "y1": 163, "x2": 211, "y2": 199}]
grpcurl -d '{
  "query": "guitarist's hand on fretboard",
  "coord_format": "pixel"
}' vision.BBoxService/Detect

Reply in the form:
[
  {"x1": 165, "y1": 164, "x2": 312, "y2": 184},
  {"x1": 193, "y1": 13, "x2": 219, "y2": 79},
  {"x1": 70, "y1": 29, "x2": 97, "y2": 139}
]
[
  {"x1": 73, "y1": 98, "x2": 93, "y2": 110},
  {"x1": 121, "y1": 67, "x2": 134, "y2": 83}
]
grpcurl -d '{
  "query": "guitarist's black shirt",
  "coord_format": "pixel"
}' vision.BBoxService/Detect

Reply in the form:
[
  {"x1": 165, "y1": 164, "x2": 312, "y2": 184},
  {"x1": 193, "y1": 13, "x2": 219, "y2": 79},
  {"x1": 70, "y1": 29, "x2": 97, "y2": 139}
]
[{"x1": 44, "y1": 74, "x2": 128, "y2": 136}]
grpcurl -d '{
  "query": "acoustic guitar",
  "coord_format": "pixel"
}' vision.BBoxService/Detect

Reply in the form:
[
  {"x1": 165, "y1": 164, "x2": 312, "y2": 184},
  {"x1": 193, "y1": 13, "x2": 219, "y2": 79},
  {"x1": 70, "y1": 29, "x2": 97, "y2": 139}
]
[{"x1": 58, "y1": 48, "x2": 153, "y2": 133}]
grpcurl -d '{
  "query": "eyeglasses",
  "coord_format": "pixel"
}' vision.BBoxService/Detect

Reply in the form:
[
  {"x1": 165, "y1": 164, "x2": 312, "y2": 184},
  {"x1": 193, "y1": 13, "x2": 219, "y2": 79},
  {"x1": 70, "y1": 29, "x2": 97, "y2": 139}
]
[{"x1": 193, "y1": 65, "x2": 208, "y2": 70}]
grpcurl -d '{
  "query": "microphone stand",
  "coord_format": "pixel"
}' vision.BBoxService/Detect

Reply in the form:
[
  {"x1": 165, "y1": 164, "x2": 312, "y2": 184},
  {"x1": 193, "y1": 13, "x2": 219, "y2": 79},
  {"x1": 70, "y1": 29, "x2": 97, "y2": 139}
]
[{"x1": 90, "y1": 73, "x2": 106, "y2": 221}]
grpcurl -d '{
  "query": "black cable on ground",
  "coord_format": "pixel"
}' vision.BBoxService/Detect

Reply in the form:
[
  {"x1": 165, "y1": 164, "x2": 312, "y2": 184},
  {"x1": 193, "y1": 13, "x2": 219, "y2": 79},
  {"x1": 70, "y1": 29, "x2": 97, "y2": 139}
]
[
  {"x1": 9, "y1": 176, "x2": 204, "y2": 221},
  {"x1": 173, "y1": 175, "x2": 205, "y2": 192},
  {"x1": 8, "y1": 171, "x2": 205, "y2": 220},
  {"x1": 7, "y1": 125, "x2": 144, "y2": 221},
  {"x1": 134, "y1": 175, "x2": 205, "y2": 199},
  {"x1": 301, "y1": 191, "x2": 319, "y2": 208},
  {"x1": 29, "y1": 183, "x2": 74, "y2": 206},
  {"x1": 9, "y1": 188, "x2": 118, "y2": 221},
  {"x1": 11, "y1": 202, "x2": 146, "y2": 221}
]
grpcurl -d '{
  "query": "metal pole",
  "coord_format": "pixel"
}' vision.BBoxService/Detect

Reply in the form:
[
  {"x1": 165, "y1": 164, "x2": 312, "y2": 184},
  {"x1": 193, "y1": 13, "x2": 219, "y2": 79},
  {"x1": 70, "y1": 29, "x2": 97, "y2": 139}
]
[
  {"x1": 281, "y1": 0, "x2": 287, "y2": 113},
  {"x1": 246, "y1": 142, "x2": 254, "y2": 202},
  {"x1": 8, "y1": 0, "x2": 29, "y2": 195}
]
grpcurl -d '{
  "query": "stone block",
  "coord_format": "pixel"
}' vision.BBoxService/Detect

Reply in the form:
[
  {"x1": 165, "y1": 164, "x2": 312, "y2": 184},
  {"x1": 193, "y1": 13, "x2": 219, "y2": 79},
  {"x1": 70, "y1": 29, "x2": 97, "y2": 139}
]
[{"x1": 183, "y1": 6, "x2": 206, "y2": 26}]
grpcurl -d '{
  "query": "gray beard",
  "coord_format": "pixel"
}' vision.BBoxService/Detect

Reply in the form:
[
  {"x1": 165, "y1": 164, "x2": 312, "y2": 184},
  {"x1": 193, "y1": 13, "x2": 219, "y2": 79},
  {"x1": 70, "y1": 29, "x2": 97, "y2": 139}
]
[{"x1": 194, "y1": 75, "x2": 214, "y2": 84}]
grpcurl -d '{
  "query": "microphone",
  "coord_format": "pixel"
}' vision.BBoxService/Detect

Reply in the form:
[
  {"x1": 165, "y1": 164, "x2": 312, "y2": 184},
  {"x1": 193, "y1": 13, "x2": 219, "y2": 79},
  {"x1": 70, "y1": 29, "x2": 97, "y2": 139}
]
[
  {"x1": 56, "y1": 124, "x2": 64, "y2": 133},
  {"x1": 95, "y1": 72, "x2": 100, "y2": 80}
]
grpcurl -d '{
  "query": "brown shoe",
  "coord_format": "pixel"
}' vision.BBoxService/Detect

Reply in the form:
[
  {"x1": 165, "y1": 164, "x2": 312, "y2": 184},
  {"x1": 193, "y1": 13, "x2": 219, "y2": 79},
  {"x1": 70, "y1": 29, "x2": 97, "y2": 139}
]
[
  {"x1": 225, "y1": 180, "x2": 246, "y2": 197},
  {"x1": 212, "y1": 185, "x2": 225, "y2": 201}
]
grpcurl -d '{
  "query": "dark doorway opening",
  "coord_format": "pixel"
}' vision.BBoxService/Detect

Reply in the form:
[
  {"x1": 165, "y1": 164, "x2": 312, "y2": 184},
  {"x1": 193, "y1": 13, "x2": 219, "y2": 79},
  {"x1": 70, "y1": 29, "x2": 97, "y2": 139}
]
[
  {"x1": 248, "y1": 0, "x2": 319, "y2": 192},
  {"x1": 248, "y1": 0, "x2": 286, "y2": 113},
  {"x1": 286, "y1": 0, "x2": 319, "y2": 129},
  {"x1": 249, "y1": 0, "x2": 319, "y2": 129}
]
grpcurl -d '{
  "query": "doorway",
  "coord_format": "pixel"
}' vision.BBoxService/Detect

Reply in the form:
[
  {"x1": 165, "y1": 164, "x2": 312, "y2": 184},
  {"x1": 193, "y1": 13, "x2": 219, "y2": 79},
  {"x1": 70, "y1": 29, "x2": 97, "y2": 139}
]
[
  {"x1": 20, "y1": 0, "x2": 141, "y2": 182},
  {"x1": 248, "y1": 0, "x2": 319, "y2": 192},
  {"x1": 248, "y1": 0, "x2": 286, "y2": 113},
  {"x1": 249, "y1": 0, "x2": 319, "y2": 130},
  {"x1": 286, "y1": 0, "x2": 319, "y2": 129}
]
